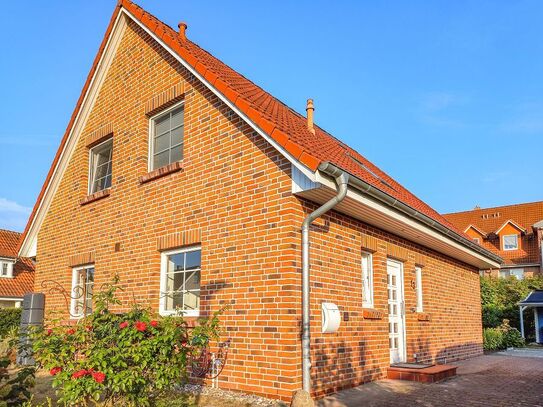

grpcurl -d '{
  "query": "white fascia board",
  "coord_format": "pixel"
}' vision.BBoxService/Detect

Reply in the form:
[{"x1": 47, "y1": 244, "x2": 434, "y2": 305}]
[
  {"x1": 19, "y1": 14, "x2": 128, "y2": 257},
  {"x1": 314, "y1": 171, "x2": 501, "y2": 269}
]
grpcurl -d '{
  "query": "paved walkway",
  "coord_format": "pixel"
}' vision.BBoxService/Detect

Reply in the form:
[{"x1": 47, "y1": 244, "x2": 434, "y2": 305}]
[{"x1": 318, "y1": 354, "x2": 543, "y2": 407}]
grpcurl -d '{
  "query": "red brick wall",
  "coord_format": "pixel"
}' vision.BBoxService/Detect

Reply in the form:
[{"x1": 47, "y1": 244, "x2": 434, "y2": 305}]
[
  {"x1": 293, "y1": 201, "x2": 483, "y2": 397},
  {"x1": 35, "y1": 18, "x2": 483, "y2": 401}
]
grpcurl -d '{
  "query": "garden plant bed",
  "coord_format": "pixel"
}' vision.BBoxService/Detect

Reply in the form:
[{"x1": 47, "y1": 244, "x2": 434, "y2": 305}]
[{"x1": 29, "y1": 370, "x2": 285, "y2": 406}]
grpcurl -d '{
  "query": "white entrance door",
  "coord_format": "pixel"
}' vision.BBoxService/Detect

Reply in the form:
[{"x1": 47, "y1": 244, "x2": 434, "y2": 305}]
[{"x1": 387, "y1": 259, "x2": 406, "y2": 364}]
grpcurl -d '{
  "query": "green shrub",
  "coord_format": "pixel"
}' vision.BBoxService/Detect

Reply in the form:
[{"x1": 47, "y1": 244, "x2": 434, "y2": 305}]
[
  {"x1": 0, "y1": 309, "x2": 21, "y2": 339},
  {"x1": 483, "y1": 319, "x2": 525, "y2": 350},
  {"x1": 483, "y1": 327, "x2": 504, "y2": 350},
  {"x1": 501, "y1": 320, "x2": 525, "y2": 348},
  {"x1": 32, "y1": 277, "x2": 223, "y2": 406},
  {"x1": 480, "y1": 276, "x2": 543, "y2": 337}
]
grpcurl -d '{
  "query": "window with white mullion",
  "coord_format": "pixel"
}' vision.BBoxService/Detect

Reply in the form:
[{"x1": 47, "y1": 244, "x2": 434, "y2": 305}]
[
  {"x1": 160, "y1": 246, "x2": 201, "y2": 316},
  {"x1": 151, "y1": 105, "x2": 184, "y2": 170},
  {"x1": 89, "y1": 138, "x2": 113, "y2": 194},
  {"x1": 71, "y1": 265, "x2": 95, "y2": 318},
  {"x1": 0, "y1": 261, "x2": 14, "y2": 278}
]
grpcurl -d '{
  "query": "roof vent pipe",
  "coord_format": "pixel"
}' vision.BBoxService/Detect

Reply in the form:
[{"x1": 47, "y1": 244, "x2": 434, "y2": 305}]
[
  {"x1": 306, "y1": 99, "x2": 315, "y2": 134},
  {"x1": 178, "y1": 22, "x2": 188, "y2": 42}
]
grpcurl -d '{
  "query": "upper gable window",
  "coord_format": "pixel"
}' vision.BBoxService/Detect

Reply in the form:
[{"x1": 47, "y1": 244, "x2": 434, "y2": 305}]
[
  {"x1": 150, "y1": 104, "x2": 184, "y2": 170},
  {"x1": 89, "y1": 139, "x2": 113, "y2": 194},
  {"x1": 0, "y1": 260, "x2": 14, "y2": 278},
  {"x1": 503, "y1": 234, "x2": 519, "y2": 251}
]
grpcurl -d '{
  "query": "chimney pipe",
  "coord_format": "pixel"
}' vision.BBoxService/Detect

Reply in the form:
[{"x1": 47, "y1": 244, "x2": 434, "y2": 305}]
[
  {"x1": 306, "y1": 99, "x2": 315, "y2": 134},
  {"x1": 178, "y1": 22, "x2": 188, "y2": 42}
]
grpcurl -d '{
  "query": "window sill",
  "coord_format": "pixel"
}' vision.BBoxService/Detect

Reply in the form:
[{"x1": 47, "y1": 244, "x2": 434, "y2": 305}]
[
  {"x1": 80, "y1": 188, "x2": 111, "y2": 205},
  {"x1": 139, "y1": 161, "x2": 184, "y2": 184},
  {"x1": 416, "y1": 312, "x2": 431, "y2": 322},
  {"x1": 362, "y1": 308, "x2": 385, "y2": 320}
]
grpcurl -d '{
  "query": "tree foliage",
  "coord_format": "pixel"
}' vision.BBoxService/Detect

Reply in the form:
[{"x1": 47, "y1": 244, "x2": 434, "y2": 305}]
[{"x1": 480, "y1": 275, "x2": 543, "y2": 337}]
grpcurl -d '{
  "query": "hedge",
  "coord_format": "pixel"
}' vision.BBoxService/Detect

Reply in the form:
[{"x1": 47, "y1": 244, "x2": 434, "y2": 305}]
[{"x1": 0, "y1": 308, "x2": 22, "y2": 338}]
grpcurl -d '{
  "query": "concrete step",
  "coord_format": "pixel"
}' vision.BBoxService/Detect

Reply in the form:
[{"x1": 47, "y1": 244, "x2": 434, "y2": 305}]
[{"x1": 387, "y1": 364, "x2": 457, "y2": 383}]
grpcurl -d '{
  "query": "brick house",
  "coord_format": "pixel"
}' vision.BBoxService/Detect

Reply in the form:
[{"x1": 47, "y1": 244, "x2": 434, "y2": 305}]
[
  {"x1": 444, "y1": 201, "x2": 543, "y2": 279},
  {"x1": 0, "y1": 229, "x2": 34, "y2": 308},
  {"x1": 18, "y1": 1, "x2": 501, "y2": 400}
]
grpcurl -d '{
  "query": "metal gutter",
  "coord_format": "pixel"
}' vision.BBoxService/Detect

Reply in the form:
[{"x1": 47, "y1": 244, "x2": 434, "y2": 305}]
[{"x1": 318, "y1": 162, "x2": 503, "y2": 265}]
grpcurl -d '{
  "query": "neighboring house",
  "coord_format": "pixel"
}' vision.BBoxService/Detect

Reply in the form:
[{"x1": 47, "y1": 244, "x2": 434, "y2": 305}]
[
  {"x1": 18, "y1": 1, "x2": 501, "y2": 400},
  {"x1": 444, "y1": 201, "x2": 543, "y2": 279},
  {"x1": 0, "y1": 229, "x2": 34, "y2": 308}
]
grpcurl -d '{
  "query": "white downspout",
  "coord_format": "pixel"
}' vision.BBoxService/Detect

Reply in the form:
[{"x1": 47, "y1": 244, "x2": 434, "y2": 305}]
[
  {"x1": 520, "y1": 306, "x2": 525, "y2": 339},
  {"x1": 301, "y1": 172, "x2": 349, "y2": 393}
]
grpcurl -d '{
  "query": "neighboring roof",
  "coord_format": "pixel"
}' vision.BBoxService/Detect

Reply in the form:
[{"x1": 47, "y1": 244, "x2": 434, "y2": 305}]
[
  {"x1": 445, "y1": 201, "x2": 543, "y2": 266},
  {"x1": 18, "y1": 0, "x2": 498, "y2": 265},
  {"x1": 0, "y1": 229, "x2": 21, "y2": 259},
  {"x1": 0, "y1": 257, "x2": 34, "y2": 299},
  {"x1": 519, "y1": 290, "x2": 543, "y2": 307},
  {"x1": 444, "y1": 201, "x2": 543, "y2": 236}
]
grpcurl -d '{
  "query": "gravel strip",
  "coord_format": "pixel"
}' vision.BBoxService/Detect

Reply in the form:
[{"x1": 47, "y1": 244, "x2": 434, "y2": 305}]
[{"x1": 177, "y1": 384, "x2": 287, "y2": 406}]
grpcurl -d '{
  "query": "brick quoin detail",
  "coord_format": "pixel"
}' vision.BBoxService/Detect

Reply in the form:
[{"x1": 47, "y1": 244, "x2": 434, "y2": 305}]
[{"x1": 33, "y1": 12, "x2": 485, "y2": 402}]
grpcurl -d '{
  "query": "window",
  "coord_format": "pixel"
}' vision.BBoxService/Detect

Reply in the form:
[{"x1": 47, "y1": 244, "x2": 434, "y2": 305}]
[
  {"x1": 0, "y1": 260, "x2": 14, "y2": 278},
  {"x1": 499, "y1": 268, "x2": 524, "y2": 280},
  {"x1": 361, "y1": 252, "x2": 374, "y2": 308},
  {"x1": 89, "y1": 139, "x2": 113, "y2": 194},
  {"x1": 150, "y1": 105, "x2": 184, "y2": 170},
  {"x1": 503, "y1": 234, "x2": 519, "y2": 251},
  {"x1": 71, "y1": 265, "x2": 95, "y2": 318},
  {"x1": 415, "y1": 266, "x2": 423, "y2": 312},
  {"x1": 160, "y1": 246, "x2": 201, "y2": 316}
]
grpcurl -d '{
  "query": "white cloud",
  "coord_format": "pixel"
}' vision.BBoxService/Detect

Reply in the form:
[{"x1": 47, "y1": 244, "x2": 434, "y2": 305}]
[
  {"x1": 499, "y1": 102, "x2": 543, "y2": 134},
  {"x1": 0, "y1": 198, "x2": 31, "y2": 232},
  {"x1": 416, "y1": 91, "x2": 469, "y2": 128}
]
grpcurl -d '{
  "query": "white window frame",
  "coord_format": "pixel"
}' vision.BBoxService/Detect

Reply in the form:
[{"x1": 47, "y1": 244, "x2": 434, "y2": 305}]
[
  {"x1": 0, "y1": 259, "x2": 14, "y2": 278},
  {"x1": 159, "y1": 245, "x2": 201, "y2": 317},
  {"x1": 361, "y1": 251, "x2": 374, "y2": 308},
  {"x1": 88, "y1": 138, "x2": 113, "y2": 194},
  {"x1": 499, "y1": 268, "x2": 524, "y2": 280},
  {"x1": 415, "y1": 266, "x2": 423, "y2": 312},
  {"x1": 502, "y1": 234, "x2": 519, "y2": 251},
  {"x1": 70, "y1": 265, "x2": 95, "y2": 319},
  {"x1": 148, "y1": 101, "x2": 185, "y2": 172}
]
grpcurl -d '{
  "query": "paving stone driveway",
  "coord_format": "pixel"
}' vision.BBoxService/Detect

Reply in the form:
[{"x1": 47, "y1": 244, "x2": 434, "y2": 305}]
[{"x1": 318, "y1": 354, "x2": 543, "y2": 407}]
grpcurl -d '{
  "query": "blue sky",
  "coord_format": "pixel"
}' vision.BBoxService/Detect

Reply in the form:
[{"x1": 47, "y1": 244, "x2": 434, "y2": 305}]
[{"x1": 0, "y1": 1, "x2": 541, "y2": 231}]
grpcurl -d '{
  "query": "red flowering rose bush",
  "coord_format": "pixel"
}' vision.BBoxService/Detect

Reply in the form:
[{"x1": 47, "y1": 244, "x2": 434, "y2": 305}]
[{"x1": 32, "y1": 277, "x2": 222, "y2": 406}]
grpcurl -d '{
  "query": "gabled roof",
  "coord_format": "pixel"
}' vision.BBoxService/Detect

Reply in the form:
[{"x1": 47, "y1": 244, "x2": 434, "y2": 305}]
[
  {"x1": 19, "y1": 0, "x2": 498, "y2": 265},
  {"x1": 495, "y1": 219, "x2": 527, "y2": 235},
  {"x1": 0, "y1": 229, "x2": 34, "y2": 299},
  {"x1": 0, "y1": 257, "x2": 34, "y2": 299},
  {"x1": 445, "y1": 201, "x2": 543, "y2": 236},
  {"x1": 519, "y1": 290, "x2": 543, "y2": 307},
  {"x1": 0, "y1": 229, "x2": 21, "y2": 259},
  {"x1": 464, "y1": 224, "x2": 487, "y2": 237}
]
